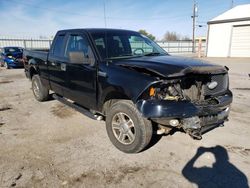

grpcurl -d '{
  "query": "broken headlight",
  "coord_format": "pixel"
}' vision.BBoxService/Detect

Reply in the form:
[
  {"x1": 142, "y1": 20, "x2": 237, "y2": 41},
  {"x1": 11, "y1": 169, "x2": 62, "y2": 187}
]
[{"x1": 149, "y1": 83, "x2": 182, "y2": 101}]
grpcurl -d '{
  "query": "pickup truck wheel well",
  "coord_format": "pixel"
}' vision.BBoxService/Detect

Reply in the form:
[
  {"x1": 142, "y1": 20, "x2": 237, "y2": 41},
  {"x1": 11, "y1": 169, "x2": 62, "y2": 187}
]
[
  {"x1": 102, "y1": 93, "x2": 130, "y2": 115},
  {"x1": 29, "y1": 67, "x2": 38, "y2": 78}
]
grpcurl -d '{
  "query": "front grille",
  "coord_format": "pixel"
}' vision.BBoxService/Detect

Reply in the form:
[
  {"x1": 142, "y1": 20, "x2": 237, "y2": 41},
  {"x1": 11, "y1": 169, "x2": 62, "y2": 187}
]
[
  {"x1": 204, "y1": 74, "x2": 228, "y2": 96},
  {"x1": 181, "y1": 73, "x2": 228, "y2": 101}
]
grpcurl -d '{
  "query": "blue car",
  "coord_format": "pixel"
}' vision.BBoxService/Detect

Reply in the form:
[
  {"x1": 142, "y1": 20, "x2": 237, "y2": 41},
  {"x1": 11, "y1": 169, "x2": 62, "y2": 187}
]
[{"x1": 0, "y1": 47, "x2": 24, "y2": 69}]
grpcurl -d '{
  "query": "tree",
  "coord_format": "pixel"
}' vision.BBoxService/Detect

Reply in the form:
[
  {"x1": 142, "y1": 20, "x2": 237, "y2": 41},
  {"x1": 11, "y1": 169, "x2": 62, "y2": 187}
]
[
  {"x1": 138, "y1": 29, "x2": 156, "y2": 41},
  {"x1": 182, "y1": 35, "x2": 191, "y2": 41},
  {"x1": 162, "y1": 31, "x2": 191, "y2": 41},
  {"x1": 163, "y1": 31, "x2": 180, "y2": 41}
]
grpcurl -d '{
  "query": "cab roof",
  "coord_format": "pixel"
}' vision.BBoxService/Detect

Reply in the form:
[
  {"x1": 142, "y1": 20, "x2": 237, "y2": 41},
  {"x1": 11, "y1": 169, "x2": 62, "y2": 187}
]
[{"x1": 57, "y1": 28, "x2": 139, "y2": 35}]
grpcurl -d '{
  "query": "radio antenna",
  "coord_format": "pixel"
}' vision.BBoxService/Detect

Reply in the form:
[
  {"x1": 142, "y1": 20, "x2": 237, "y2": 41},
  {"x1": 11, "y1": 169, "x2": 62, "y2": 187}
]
[
  {"x1": 103, "y1": 0, "x2": 108, "y2": 61},
  {"x1": 103, "y1": 0, "x2": 107, "y2": 28}
]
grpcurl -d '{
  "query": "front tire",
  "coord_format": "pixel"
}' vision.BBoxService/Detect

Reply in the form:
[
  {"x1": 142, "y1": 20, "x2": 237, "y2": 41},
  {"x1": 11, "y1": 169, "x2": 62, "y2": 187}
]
[
  {"x1": 4, "y1": 62, "x2": 9, "y2": 69},
  {"x1": 106, "y1": 100, "x2": 153, "y2": 153},
  {"x1": 31, "y1": 75, "x2": 49, "y2": 102}
]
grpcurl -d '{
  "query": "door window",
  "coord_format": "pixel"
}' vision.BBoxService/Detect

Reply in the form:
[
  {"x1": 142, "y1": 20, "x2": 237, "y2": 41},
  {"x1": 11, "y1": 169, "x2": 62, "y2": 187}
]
[
  {"x1": 53, "y1": 34, "x2": 65, "y2": 57},
  {"x1": 65, "y1": 34, "x2": 95, "y2": 65}
]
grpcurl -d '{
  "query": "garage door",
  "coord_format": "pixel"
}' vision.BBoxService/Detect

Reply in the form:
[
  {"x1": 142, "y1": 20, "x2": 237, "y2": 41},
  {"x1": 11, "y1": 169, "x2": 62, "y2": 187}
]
[{"x1": 230, "y1": 25, "x2": 250, "y2": 57}]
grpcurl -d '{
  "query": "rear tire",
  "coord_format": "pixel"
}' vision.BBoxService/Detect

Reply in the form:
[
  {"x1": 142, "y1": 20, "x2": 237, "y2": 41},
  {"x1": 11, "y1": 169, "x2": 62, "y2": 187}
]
[
  {"x1": 31, "y1": 75, "x2": 49, "y2": 102},
  {"x1": 106, "y1": 100, "x2": 153, "y2": 153}
]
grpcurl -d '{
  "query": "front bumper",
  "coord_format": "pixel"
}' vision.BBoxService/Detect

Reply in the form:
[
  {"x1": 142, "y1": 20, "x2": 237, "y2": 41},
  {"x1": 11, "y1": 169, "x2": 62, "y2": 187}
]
[
  {"x1": 136, "y1": 90, "x2": 233, "y2": 135},
  {"x1": 9, "y1": 62, "x2": 24, "y2": 68},
  {"x1": 5, "y1": 59, "x2": 24, "y2": 68}
]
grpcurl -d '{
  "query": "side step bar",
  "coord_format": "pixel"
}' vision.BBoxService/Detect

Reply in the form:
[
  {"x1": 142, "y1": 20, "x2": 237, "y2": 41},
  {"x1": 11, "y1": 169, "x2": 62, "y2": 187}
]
[{"x1": 52, "y1": 94, "x2": 98, "y2": 120}]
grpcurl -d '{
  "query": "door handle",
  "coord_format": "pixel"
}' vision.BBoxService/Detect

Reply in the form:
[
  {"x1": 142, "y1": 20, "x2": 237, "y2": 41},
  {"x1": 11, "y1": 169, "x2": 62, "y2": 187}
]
[
  {"x1": 98, "y1": 71, "x2": 107, "y2": 77},
  {"x1": 52, "y1": 61, "x2": 63, "y2": 66},
  {"x1": 61, "y1": 63, "x2": 66, "y2": 71}
]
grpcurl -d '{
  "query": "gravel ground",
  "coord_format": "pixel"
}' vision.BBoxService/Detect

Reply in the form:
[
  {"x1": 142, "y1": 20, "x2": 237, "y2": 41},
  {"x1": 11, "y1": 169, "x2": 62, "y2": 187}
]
[{"x1": 0, "y1": 57, "x2": 249, "y2": 188}]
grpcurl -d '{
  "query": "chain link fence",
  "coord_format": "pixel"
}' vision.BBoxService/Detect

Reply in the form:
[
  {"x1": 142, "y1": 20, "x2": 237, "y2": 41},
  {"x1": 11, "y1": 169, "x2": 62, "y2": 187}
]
[
  {"x1": 0, "y1": 38, "x2": 52, "y2": 49},
  {"x1": 0, "y1": 38, "x2": 206, "y2": 54},
  {"x1": 158, "y1": 41, "x2": 206, "y2": 54}
]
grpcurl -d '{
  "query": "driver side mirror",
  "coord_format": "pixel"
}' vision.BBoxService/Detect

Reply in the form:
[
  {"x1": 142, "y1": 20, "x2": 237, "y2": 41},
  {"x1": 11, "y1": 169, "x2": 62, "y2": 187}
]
[{"x1": 69, "y1": 51, "x2": 92, "y2": 65}]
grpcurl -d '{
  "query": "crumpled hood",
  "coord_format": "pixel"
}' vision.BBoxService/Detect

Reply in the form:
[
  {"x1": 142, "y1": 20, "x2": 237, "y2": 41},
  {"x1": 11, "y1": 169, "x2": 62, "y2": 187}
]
[
  {"x1": 115, "y1": 55, "x2": 227, "y2": 78},
  {"x1": 5, "y1": 52, "x2": 23, "y2": 59},
  {"x1": 10, "y1": 52, "x2": 23, "y2": 59}
]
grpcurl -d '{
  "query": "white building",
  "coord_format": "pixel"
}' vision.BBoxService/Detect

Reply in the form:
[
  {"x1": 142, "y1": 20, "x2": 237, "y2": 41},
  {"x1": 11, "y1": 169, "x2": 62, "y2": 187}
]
[{"x1": 206, "y1": 4, "x2": 250, "y2": 57}]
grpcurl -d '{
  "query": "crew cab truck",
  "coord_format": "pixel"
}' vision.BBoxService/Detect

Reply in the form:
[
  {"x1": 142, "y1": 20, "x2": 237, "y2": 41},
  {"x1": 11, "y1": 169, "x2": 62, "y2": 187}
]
[{"x1": 23, "y1": 29, "x2": 232, "y2": 153}]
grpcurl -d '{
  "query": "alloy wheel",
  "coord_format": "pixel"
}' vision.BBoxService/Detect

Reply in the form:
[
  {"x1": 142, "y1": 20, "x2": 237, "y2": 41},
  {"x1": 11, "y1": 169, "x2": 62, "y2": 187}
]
[{"x1": 111, "y1": 112, "x2": 136, "y2": 145}]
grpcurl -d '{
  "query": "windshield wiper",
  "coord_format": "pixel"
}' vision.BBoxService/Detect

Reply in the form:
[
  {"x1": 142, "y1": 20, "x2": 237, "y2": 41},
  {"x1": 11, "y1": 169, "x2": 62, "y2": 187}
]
[
  {"x1": 143, "y1": 52, "x2": 161, "y2": 56},
  {"x1": 105, "y1": 54, "x2": 143, "y2": 60}
]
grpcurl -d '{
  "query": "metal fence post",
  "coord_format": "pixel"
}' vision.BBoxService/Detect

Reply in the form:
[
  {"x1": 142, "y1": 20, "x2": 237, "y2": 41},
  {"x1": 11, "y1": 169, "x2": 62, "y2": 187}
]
[{"x1": 23, "y1": 40, "x2": 27, "y2": 49}]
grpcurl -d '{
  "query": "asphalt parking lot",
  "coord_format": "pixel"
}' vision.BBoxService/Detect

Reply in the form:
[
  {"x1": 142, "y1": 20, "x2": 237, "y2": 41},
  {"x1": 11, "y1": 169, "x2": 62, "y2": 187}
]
[{"x1": 0, "y1": 57, "x2": 250, "y2": 188}]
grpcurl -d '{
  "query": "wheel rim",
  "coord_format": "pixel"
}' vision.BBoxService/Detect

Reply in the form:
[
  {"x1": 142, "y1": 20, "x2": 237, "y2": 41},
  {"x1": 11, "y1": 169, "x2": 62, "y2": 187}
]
[
  {"x1": 4, "y1": 62, "x2": 8, "y2": 68},
  {"x1": 33, "y1": 81, "x2": 40, "y2": 98},
  {"x1": 111, "y1": 112, "x2": 136, "y2": 145}
]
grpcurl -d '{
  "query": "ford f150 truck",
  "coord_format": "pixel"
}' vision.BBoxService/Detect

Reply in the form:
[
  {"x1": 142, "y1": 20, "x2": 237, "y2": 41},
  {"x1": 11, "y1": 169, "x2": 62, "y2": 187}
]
[{"x1": 23, "y1": 29, "x2": 232, "y2": 153}]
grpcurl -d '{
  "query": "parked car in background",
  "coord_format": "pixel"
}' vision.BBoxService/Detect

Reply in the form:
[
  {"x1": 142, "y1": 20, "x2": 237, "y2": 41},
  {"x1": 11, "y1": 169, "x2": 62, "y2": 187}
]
[{"x1": 0, "y1": 47, "x2": 24, "y2": 69}]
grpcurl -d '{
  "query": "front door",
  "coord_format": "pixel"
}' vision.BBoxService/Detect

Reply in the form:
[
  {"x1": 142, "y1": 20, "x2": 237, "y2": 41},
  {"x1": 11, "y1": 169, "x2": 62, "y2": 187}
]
[{"x1": 63, "y1": 33, "x2": 97, "y2": 109}]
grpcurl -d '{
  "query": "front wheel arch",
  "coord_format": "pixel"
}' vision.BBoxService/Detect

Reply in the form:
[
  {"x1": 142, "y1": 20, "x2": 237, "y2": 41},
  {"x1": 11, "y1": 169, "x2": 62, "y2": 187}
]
[{"x1": 101, "y1": 91, "x2": 130, "y2": 115}]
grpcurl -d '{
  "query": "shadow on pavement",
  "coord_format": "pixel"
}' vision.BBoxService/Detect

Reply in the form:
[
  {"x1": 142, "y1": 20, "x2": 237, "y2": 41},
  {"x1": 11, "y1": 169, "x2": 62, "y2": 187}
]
[
  {"x1": 143, "y1": 134, "x2": 162, "y2": 151},
  {"x1": 182, "y1": 145, "x2": 249, "y2": 188}
]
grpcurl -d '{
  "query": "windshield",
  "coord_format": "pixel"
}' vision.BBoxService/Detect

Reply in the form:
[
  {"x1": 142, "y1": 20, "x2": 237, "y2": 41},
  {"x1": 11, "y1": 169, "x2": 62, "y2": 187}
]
[
  {"x1": 90, "y1": 31, "x2": 168, "y2": 60},
  {"x1": 4, "y1": 47, "x2": 22, "y2": 54}
]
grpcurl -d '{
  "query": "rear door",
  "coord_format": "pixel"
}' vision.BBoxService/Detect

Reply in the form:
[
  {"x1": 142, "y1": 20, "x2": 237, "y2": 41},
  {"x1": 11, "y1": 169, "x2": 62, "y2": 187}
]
[
  {"x1": 47, "y1": 33, "x2": 68, "y2": 96},
  {"x1": 63, "y1": 32, "x2": 97, "y2": 109}
]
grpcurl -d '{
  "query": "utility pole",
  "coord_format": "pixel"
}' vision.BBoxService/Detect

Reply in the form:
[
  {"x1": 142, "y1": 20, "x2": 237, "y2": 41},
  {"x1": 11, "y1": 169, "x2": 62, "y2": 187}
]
[
  {"x1": 192, "y1": 1, "x2": 197, "y2": 53},
  {"x1": 231, "y1": 0, "x2": 234, "y2": 8}
]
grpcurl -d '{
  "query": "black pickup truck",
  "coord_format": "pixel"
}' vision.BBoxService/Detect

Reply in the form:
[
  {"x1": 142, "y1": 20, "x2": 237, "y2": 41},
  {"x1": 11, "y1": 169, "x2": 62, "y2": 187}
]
[{"x1": 23, "y1": 29, "x2": 232, "y2": 153}]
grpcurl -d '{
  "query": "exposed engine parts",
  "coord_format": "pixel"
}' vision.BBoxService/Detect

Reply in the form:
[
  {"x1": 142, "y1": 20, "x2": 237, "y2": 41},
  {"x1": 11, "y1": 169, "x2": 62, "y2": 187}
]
[
  {"x1": 148, "y1": 73, "x2": 228, "y2": 104},
  {"x1": 149, "y1": 73, "x2": 230, "y2": 139},
  {"x1": 182, "y1": 116, "x2": 202, "y2": 140}
]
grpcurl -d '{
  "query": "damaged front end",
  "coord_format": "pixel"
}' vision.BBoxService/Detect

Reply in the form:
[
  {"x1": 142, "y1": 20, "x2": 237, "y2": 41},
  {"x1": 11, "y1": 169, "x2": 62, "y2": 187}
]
[{"x1": 136, "y1": 70, "x2": 232, "y2": 139}]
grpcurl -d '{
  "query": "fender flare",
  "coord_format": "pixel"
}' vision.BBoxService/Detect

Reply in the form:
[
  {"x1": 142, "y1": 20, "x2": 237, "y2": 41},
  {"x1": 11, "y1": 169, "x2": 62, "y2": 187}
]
[{"x1": 28, "y1": 59, "x2": 39, "y2": 77}]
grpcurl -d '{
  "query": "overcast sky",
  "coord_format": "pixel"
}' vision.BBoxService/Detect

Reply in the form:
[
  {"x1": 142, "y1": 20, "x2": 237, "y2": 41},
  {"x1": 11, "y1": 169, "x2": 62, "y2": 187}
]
[{"x1": 0, "y1": 0, "x2": 249, "y2": 39}]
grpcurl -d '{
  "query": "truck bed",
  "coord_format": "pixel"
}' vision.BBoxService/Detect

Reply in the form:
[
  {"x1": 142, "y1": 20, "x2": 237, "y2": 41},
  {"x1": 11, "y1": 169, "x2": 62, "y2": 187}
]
[
  {"x1": 23, "y1": 49, "x2": 50, "y2": 79},
  {"x1": 23, "y1": 49, "x2": 49, "y2": 62}
]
